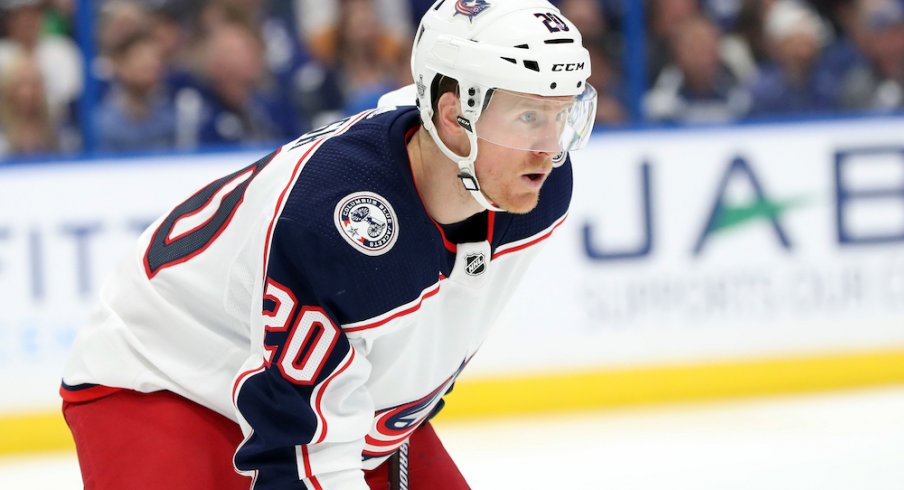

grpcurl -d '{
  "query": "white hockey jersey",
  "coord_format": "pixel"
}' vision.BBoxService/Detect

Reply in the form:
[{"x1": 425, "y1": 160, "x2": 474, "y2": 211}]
[{"x1": 61, "y1": 106, "x2": 572, "y2": 489}]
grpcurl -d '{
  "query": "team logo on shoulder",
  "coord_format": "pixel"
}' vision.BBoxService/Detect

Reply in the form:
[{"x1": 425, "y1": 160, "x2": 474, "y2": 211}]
[
  {"x1": 454, "y1": 0, "x2": 491, "y2": 22},
  {"x1": 335, "y1": 192, "x2": 399, "y2": 256},
  {"x1": 464, "y1": 252, "x2": 486, "y2": 276}
]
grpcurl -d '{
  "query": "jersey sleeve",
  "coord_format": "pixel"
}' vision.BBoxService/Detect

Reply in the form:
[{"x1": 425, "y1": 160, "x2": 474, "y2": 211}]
[{"x1": 232, "y1": 216, "x2": 374, "y2": 489}]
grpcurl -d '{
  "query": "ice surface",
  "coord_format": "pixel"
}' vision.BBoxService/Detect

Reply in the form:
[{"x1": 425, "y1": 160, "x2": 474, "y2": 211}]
[{"x1": 3, "y1": 387, "x2": 903, "y2": 489}]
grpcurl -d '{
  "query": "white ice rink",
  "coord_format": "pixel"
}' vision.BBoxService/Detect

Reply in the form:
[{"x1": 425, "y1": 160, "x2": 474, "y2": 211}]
[{"x1": 2, "y1": 386, "x2": 903, "y2": 489}]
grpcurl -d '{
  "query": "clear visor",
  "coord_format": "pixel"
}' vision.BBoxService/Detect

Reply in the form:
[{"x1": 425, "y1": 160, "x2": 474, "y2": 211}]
[{"x1": 474, "y1": 84, "x2": 597, "y2": 153}]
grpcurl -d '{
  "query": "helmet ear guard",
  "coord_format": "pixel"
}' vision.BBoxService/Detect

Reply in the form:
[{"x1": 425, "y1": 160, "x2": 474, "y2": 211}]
[
  {"x1": 426, "y1": 75, "x2": 504, "y2": 211},
  {"x1": 453, "y1": 80, "x2": 501, "y2": 211}
]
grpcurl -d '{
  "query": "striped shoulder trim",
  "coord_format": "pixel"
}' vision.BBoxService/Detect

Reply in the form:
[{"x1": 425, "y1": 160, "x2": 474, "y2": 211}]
[
  {"x1": 493, "y1": 212, "x2": 568, "y2": 260},
  {"x1": 343, "y1": 276, "x2": 444, "y2": 334}
]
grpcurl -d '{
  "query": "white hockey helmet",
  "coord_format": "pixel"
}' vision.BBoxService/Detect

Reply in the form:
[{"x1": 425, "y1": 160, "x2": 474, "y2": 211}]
[{"x1": 412, "y1": 0, "x2": 597, "y2": 211}]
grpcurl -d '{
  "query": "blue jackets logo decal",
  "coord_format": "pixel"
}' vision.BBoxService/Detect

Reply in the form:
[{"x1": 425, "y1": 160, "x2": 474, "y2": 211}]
[
  {"x1": 363, "y1": 360, "x2": 468, "y2": 459},
  {"x1": 454, "y1": 0, "x2": 491, "y2": 22},
  {"x1": 335, "y1": 192, "x2": 399, "y2": 256}
]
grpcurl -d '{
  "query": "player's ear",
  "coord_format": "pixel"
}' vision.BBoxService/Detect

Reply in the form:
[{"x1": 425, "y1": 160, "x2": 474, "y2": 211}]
[{"x1": 435, "y1": 92, "x2": 470, "y2": 155}]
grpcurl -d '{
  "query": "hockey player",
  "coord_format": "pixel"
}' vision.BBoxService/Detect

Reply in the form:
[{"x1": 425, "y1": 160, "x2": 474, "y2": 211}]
[{"x1": 60, "y1": 0, "x2": 597, "y2": 488}]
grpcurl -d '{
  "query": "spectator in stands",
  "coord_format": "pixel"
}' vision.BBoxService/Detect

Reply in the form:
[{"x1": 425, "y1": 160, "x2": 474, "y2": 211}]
[
  {"x1": 644, "y1": 14, "x2": 751, "y2": 123},
  {"x1": 195, "y1": 0, "x2": 310, "y2": 133},
  {"x1": 197, "y1": 0, "x2": 309, "y2": 79},
  {"x1": 646, "y1": 0, "x2": 701, "y2": 86},
  {"x1": 811, "y1": 0, "x2": 857, "y2": 35},
  {"x1": 838, "y1": 0, "x2": 904, "y2": 111},
  {"x1": 305, "y1": 0, "x2": 407, "y2": 116},
  {"x1": 816, "y1": 0, "x2": 868, "y2": 81},
  {"x1": 559, "y1": 0, "x2": 628, "y2": 125},
  {"x1": 295, "y1": 0, "x2": 411, "y2": 50},
  {"x1": 95, "y1": 1, "x2": 196, "y2": 97},
  {"x1": 0, "y1": 54, "x2": 59, "y2": 158},
  {"x1": 98, "y1": 0, "x2": 152, "y2": 54},
  {"x1": 94, "y1": 29, "x2": 176, "y2": 152},
  {"x1": 176, "y1": 20, "x2": 290, "y2": 147},
  {"x1": 96, "y1": 0, "x2": 154, "y2": 99},
  {"x1": 147, "y1": 2, "x2": 183, "y2": 63},
  {"x1": 146, "y1": 1, "x2": 196, "y2": 95},
  {"x1": 747, "y1": 0, "x2": 839, "y2": 117},
  {"x1": 0, "y1": 0, "x2": 82, "y2": 132},
  {"x1": 733, "y1": 0, "x2": 779, "y2": 66},
  {"x1": 709, "y1": 0, "x2": 761, "y2": 84}
]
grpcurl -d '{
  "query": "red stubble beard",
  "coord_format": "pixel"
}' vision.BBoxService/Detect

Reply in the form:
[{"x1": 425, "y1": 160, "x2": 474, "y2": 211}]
[{"x1": 477, "y1": 150, "x2": 554, "y2": 214}]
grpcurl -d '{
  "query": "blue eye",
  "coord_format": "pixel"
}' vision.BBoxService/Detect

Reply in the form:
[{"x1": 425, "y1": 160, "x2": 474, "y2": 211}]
[{"x1": 519, "y1": 112, "x2": 538, "y2": 124}]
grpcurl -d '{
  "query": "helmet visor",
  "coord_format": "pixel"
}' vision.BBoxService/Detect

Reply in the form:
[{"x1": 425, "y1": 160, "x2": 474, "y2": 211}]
[{"x1": 475, "y1": 84, "x2": 597, "y2": 153}]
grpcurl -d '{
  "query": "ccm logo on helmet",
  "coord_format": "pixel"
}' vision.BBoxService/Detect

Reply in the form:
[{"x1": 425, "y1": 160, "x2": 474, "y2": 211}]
[{"x1": 552, "y1": 62, "x2": 585, "y2": 72}]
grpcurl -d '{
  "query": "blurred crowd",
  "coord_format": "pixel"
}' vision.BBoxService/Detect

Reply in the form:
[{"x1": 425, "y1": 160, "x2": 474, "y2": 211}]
[
  {"x1": 641, "y1": 0, "x2": 904, "y2": 123},
  {"x1": 0, "y1": 0, "x2": 903, "y2": 160}
]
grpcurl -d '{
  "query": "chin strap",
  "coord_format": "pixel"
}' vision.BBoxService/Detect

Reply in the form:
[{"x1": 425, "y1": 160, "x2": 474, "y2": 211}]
[
  {"x1": 456, "y1": 158, "x2": 504, "y2": 212},
  {"x1": 421, "y1": 108, "x2": 505, "y2": 212}
]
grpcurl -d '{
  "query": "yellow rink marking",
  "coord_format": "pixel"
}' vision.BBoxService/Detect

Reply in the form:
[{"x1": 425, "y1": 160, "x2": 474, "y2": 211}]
[
  {"x1": 4, "y1": 348, "x2": 904, "y2": 455},
  {"x1": 435, "y1": 348, "x2": 904, "y2": 420}
]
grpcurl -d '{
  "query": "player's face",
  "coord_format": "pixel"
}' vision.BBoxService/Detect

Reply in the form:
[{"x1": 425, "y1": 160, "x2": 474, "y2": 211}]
[
  {"x1": 476, "y1": 90, "x2": 574, "y2": 153},
  {"x1": 472, "y1": 91, "x2": 571, "y2": 214},
  {"x1": 473, "y1": 139, "x2": 556, "y2": 214}
]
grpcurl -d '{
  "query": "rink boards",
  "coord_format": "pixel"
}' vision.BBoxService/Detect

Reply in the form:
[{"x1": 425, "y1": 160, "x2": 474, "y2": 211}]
[{"x1": 2, "y1": 116, "x2": 904, "y2": 453}]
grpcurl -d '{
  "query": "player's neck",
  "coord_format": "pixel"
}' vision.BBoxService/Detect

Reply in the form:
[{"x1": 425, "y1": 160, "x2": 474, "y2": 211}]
[{"x1": 408, "y1": 127, "x2": 484, "y2": 224}]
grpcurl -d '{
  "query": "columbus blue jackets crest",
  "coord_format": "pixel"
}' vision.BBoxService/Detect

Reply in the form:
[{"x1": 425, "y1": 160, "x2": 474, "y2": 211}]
[
  {"x1": 454, "y1": 0, "x2": 491, "y2": 22},
  {"x1": 335, "y1": 191, "x2": 399, "y2": 255}
]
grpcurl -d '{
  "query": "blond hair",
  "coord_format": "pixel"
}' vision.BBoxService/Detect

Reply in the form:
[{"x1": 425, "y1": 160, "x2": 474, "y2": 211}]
[{"x1": 0, "y1": 54, "x2": 58, "y2": 155}]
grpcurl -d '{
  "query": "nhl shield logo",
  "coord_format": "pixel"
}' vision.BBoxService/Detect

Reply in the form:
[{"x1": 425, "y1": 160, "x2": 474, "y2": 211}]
[
  {"x1": 335, "y1": 192, "x2": 399, "y2": 256},
  {"x1": 464, "y1": 252, "x2": 486, "y2": 276}
]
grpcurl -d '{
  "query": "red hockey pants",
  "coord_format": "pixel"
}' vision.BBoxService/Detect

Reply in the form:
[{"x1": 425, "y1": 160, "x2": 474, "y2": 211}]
[{"x1": 63, "y1": 389, "x2": 469, "y2": 489}]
